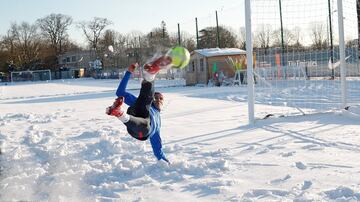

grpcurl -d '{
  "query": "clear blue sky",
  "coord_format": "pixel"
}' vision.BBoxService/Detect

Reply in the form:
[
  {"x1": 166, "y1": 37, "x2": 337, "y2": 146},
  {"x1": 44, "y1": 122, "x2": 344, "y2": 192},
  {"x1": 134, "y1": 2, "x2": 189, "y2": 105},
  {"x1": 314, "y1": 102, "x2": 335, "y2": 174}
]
[
  {"x1": 0, "y1": 0, "x2": 356, "y2": 46},
  {"x1": 0, "y1": 0, "x2": 245, "y2": 45}
]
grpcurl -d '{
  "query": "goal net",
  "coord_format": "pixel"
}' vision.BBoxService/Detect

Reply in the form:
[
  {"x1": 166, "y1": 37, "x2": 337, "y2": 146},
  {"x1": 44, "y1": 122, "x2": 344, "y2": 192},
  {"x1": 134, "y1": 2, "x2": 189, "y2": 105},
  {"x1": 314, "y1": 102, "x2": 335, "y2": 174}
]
[
  {"x1": 247, "y1": 0, "x2": 360, "y2": 119},
  {"x1": 11, "y1": 69, "x2": 52, "y2": 82}
]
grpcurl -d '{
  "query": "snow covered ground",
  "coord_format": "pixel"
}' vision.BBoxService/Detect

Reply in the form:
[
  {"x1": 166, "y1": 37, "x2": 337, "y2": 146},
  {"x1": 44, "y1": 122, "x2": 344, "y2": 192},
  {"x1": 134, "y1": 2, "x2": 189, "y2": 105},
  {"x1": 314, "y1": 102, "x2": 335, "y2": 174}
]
[{"x1": 1, "y1": 78, "x2": 360, "y2": 202}]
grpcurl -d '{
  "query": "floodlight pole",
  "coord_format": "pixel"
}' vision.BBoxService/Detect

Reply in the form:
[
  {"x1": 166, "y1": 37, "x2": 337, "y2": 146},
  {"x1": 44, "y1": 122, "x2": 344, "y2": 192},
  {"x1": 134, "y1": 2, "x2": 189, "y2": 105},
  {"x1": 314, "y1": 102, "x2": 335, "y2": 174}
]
[
  {"x1": 337, "y1": 0, "x2": 347, "y2": 108},
  {"x1": 177, "y1": 23, "x2": 181, "y2": 46},
  {"x1": 195, "y1": 17, "x2": 199, "y2": 49},
  {"x1": 357, "y1": 0, "x2": 360, "y2": 51},
  {"x1": 216, "y1": 10, "x2": 220, "y2": 48},
  {"x1": 245, "y1": 0, "x2": 255, "y2": 124},
  {"x1": 279, "y1": 0, "x2": 286, "y2": 79},
  {"x1": 328, "y1": 0, "x2": 335, "y2": 79}
]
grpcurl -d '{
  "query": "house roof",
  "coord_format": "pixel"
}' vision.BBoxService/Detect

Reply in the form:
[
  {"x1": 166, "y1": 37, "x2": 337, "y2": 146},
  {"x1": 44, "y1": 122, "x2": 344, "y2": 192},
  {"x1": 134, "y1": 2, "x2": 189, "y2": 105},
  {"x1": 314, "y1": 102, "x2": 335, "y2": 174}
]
[{"x1": 193, "y1": 48, "x2": 246, "y2": 57}]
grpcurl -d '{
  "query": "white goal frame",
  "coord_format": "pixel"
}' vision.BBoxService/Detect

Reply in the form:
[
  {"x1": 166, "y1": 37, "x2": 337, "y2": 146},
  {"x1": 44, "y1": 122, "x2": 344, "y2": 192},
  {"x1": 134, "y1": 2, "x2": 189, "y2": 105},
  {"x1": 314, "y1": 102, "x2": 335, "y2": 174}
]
[{"x1": 244, "y1": 0, "x2": 351, "y2": 124}]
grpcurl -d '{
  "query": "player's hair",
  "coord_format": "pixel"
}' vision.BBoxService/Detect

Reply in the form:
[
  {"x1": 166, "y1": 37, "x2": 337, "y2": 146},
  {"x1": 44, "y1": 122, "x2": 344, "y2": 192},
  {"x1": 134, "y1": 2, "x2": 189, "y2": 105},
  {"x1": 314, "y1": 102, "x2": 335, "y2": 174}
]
[{"x1": 154, "y1": 92, "x2": 163, "y2": 99}]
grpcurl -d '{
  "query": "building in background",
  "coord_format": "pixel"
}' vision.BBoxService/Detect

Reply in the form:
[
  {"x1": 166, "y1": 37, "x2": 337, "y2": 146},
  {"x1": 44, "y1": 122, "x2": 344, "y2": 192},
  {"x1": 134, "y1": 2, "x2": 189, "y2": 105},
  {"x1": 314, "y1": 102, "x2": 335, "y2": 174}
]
[
  {"x1": 185, "y1": 48, "x2": 246, "y2": 85},
  {"x1": 57, "y1": 50, "x2": 93, "y2": 79}
]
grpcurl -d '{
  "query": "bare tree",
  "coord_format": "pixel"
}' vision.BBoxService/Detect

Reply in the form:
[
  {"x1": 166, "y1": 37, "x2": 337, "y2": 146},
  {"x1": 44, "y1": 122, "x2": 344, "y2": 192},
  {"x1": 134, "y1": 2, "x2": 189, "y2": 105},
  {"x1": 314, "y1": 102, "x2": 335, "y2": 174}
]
[
  {"x1": 309, "y1": 22, "x2": 328, "y2": 50},
  {"x1": 0, "y1": 33, "x2": 13, "y2": 72},
  {"x1": 272, "y1": 28, "x2": 295, "y2": 49},
  {"x1": 221, "y1": 26, "x2": 239, "y2": 48},
  {"x1": 112, "y1": 32, "x2": 129, "y2": 67},
  {"x1": 37, "y1": 13, "x2": 72, "y2": 55},
  {"x1": 147, "y1": 21, "x2": 171, "y2": 50},
  {"x1": 291, "y1": 26, "x2": 305, "y2": 50},
  {"x1": 169, "y1": 31, "x2": 196, "y2": 52},
  {"x1": 254, "y1": 24, "x2": 273, "y2": 51},
  {"x1": 114, "y1": 33, "x2": 127, "y2": 53},
  {"x1": 10, "y1": 22, "x2": 41, "y2": 69},
  {"x1": 238, "y1": 27, "x2": 246, "y2": 50},
  {"x1": 124, "y1": 31, "x2": 145, "y2": 64},
  {"x1": 198, "y1": 26, "x2": 238, "y2": 49},
  {"x1": 125, "y1": 31, "x2": 143, "y2": 49},
  {"x1": 99, "y1": 29, "x2": 129, "y2": 68},
  {"x1": 78, "y1": 17, "x2": 112, "y2": 55},
  {"x1": 99, "y1": 29, "x2": 116, "y2": 48},
  {"x1": 1, "y1": 30, "x2": 17, "y2": 67}
]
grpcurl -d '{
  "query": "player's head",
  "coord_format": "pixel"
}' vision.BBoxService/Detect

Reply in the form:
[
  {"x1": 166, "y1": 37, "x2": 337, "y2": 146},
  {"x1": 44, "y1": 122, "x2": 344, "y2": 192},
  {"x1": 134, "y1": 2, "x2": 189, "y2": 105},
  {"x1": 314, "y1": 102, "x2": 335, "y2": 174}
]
[{"x1": 153, "y1": 92, "x2": 164, "y2": 111}]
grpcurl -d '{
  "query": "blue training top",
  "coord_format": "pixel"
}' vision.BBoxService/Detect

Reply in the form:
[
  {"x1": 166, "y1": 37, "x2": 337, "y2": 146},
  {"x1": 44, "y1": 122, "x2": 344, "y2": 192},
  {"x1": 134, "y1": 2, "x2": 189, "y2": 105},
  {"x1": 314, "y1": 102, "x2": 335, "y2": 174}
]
[{"x1": 115, "y1": 71, "x2": 168, "y2": 162}]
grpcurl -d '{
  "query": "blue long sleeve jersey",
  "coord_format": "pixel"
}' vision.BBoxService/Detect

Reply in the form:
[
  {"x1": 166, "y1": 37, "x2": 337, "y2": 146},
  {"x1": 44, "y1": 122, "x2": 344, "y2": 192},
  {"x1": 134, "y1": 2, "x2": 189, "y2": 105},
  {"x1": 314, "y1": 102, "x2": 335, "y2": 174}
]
[{"x1": 115, "y1": 71, "x2": 166, "y2": 161}]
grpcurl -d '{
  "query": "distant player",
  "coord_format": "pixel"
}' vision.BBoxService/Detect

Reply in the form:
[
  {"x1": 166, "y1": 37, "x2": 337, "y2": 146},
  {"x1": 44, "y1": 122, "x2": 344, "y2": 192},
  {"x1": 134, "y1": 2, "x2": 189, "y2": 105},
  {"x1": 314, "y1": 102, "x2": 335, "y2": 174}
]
[{"x1": 106, "y1": 59, "x2": 171, "y2": 164}]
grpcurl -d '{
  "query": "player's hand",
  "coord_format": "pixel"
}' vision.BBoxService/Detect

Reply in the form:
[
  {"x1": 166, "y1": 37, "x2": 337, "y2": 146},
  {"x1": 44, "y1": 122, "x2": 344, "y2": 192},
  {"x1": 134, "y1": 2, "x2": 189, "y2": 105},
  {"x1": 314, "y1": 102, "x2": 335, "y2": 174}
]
[
  {"x1": 161, "y1": 156, "x2": 170, "y2": 165},
  {"x1": 128, "y1": 63, "x2": 139, "y2": 73}
]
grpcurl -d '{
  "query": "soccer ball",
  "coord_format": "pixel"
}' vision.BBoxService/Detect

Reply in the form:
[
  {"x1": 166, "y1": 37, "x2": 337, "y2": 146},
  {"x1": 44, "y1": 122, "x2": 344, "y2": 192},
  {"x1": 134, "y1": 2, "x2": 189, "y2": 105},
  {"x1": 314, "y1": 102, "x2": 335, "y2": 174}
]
[{"x1": 166, "y1": 46, "x2": 190, "y2": 69}]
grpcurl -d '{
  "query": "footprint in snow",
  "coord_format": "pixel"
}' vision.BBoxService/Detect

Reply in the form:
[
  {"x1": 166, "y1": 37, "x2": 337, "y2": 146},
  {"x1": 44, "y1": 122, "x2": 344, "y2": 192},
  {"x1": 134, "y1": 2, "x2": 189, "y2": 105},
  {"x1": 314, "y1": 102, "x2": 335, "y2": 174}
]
[
  {"x1": 256, "y1": 148, "x2": 269, "y2": 155},
  {"x1": 302, "y1": 180, "x2": 312, "y2": 190},
  {"x1": 270, "y1": 174, "x2": 291, "y2": 185},
  {"x1": 280, "y1": 151, "x2": 295, "y2": 157},
  {"x1": 295, "y1": 162, "x2": 307, "y2": 170}
]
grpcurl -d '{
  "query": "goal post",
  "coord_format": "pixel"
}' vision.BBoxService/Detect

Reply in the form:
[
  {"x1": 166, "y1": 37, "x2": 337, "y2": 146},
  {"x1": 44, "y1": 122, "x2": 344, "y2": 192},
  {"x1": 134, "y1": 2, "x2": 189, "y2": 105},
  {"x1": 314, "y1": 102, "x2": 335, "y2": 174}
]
[
  {"x1": 245, "y1": 0, "x2": 359, "y2": 123},
  {"x1": 11, "y1": 69, "x2": 52, "y2": 83},
  {"x1": 337, "y1": 0, "x2": 347, "y2": 109},
  {"x1": 245, "y1": 0, "x2": 255, "y2": 124}
]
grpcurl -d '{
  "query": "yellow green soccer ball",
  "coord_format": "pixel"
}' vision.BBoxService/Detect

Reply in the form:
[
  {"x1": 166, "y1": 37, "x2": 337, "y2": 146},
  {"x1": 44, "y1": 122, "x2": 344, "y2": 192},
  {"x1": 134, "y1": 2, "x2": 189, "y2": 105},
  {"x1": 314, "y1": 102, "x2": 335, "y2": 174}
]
[{"x1": 167, "y1": 46, "x2": 190, "y2": 69}]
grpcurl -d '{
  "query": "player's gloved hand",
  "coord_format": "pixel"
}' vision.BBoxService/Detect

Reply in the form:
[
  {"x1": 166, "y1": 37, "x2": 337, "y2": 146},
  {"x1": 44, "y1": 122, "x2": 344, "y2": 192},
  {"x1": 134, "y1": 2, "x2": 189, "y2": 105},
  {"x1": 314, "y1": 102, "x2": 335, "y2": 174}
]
[
  {"x1": 128, "y1": 63, "x2": 139, "y2": 73},
  {"x1": 161, "y1": 156, "x2": 170, "y2": 164}
]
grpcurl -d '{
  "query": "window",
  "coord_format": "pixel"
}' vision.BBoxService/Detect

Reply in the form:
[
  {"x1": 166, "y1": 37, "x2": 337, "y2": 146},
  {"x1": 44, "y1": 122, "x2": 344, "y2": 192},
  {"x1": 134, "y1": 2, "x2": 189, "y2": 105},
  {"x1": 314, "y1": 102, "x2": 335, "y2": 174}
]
[
  {"x1": 200, "y1": 59, "x2": 204, "y2": 72},
  {"x1": 66, "y1": 57, "x2": 70, "y2": 63},
  {"x1": 188, "y1": 61, "x2": 195, "y2": 72},
  {"x1": 71, "y1": 56, "x2": 76, "y2": 62}
]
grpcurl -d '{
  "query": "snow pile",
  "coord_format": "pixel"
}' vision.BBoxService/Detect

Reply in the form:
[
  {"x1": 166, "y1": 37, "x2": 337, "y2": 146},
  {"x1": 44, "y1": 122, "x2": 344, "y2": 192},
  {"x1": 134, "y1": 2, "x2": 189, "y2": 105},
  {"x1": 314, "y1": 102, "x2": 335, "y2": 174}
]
[{"x1": 1, "y1": 79, "x2": 360, "y2": 201}]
